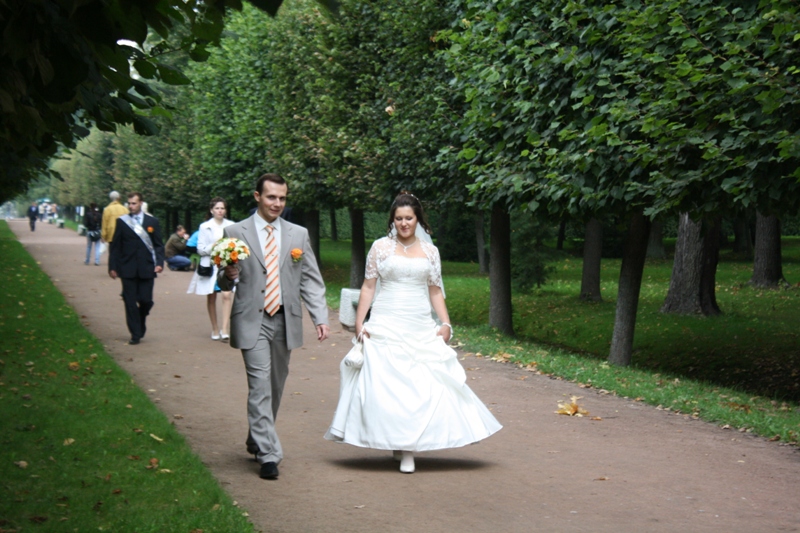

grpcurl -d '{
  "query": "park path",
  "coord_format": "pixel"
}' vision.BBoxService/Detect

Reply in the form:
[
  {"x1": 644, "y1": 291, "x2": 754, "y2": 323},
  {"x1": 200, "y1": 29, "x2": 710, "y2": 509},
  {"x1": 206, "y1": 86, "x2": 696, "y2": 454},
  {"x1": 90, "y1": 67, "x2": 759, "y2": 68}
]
[{"x1": 9, "y1": 218, "x2": 800, "y2": 533}]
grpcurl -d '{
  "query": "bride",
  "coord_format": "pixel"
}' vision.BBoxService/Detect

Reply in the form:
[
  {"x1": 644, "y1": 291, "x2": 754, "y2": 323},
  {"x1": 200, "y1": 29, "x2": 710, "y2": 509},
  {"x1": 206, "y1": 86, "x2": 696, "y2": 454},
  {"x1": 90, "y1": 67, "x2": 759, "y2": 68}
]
[{"x1": 324, "y1": 193, "x2": 502, "y2": 473}]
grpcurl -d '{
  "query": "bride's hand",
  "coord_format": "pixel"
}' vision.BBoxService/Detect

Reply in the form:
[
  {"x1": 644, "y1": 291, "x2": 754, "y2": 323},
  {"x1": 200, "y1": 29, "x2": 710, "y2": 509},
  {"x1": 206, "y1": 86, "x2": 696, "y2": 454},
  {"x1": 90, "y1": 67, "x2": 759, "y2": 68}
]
[
  {"x1": 437, "y1": 323, "x2": 452, "y2": 343},
  {"x1": 356, "y1": 325, "x2": 370, "y2": 341}
]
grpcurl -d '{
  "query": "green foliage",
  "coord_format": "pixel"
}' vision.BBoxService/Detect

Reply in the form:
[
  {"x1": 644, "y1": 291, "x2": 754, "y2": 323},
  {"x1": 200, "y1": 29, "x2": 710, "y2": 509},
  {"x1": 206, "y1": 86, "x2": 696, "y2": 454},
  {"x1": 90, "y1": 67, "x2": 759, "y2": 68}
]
[
  {"x1": 0, "y1": 0, "x2": 339, "y2": 203},
  {"x1": 428, "y1": 205, "x2": 479, "y2": 262},
  {"x1": 440, "y1": 0, "x2": 800, "y2": 219},
  {"x1": 0, "y1": 222, "x2": 255, "y2": 532},
  {"x1": 49, "y1": 129, "x2": 116, "y2": 208},
  {"x1": 510, "y1": 211, "x2": 556, "y2": 292}
]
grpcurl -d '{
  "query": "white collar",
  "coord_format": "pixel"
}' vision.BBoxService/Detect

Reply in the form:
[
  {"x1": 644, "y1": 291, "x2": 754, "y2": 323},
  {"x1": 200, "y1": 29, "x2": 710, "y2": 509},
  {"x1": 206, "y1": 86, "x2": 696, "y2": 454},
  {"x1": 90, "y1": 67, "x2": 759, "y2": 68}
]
[{"x1": 256, "y1": 212, "x2": 281, "y2": 232}]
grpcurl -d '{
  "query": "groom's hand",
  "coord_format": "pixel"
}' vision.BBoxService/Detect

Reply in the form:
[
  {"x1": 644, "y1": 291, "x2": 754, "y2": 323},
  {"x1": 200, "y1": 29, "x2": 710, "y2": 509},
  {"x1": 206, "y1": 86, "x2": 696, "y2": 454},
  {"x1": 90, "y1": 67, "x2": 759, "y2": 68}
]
[
  {"x1": 223, "y1": 264, "x2": 239, "y2": 281},
  {"x1": 316, "y1": 324, "x2": 330, "y2": 342}
]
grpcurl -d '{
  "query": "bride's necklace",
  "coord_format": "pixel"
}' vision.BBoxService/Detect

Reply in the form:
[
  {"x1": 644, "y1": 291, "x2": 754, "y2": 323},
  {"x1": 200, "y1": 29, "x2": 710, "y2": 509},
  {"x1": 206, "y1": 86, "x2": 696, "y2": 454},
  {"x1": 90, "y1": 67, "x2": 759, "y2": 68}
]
[{"x1": 398, "y1": 237, "x2": 418, "y2": 254}]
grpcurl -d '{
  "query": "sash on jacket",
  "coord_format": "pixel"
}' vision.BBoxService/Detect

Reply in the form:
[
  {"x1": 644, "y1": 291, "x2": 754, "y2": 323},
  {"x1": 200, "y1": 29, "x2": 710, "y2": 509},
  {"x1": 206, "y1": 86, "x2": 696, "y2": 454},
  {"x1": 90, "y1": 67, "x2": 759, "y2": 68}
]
[{"x1": 120, "y1": 214, "x2": 156, "y2": 265}]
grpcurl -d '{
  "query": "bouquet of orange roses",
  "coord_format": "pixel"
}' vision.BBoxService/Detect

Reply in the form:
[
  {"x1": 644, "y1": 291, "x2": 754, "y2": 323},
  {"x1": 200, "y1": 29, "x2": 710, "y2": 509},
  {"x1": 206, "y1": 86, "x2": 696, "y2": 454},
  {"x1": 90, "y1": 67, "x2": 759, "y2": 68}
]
[{"x1": 211, "y1": 237, "x2": 251, "y2": 268}]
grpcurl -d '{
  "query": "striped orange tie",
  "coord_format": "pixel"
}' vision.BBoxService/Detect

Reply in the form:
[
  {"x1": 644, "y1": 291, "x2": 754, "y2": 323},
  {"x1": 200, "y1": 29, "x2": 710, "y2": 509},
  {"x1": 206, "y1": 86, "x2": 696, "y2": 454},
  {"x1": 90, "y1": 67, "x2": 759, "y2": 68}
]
[{"x1": 264, "y1": 224, "x2": 280, "y2": 316}]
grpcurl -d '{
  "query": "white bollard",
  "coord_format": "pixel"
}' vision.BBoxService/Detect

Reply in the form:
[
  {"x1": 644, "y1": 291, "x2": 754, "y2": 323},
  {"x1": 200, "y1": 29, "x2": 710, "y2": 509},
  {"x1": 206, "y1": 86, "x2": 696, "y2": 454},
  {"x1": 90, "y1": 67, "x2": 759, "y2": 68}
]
[{"x1": 339, "y1": 288, "x2": 361, "y2": 331}]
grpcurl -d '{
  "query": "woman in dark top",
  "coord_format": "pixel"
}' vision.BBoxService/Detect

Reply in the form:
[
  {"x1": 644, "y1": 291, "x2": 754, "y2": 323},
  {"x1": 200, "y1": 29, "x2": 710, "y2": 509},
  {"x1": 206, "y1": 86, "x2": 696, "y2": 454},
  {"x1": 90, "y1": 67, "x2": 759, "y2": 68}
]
[{"x1": 83, "y1": 203, "x2": 102, "y2": 265}]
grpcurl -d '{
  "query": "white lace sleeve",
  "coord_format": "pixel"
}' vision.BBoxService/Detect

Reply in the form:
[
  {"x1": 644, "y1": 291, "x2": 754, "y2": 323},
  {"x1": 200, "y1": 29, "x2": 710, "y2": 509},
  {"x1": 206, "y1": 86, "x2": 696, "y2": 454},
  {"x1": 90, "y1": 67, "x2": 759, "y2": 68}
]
[
  {"x1": 364, "y1": 237, "x2": 394, "y2": 280},
  {"x1": 423, "y1": 241, "x2": 443, "y2": 288}
]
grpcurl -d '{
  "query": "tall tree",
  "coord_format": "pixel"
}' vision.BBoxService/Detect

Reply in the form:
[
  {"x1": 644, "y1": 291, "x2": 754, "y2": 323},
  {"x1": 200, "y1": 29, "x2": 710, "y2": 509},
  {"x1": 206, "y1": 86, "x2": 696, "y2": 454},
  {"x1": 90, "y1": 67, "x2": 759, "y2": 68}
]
[
  {"x1": 661, "y1": 214, "x2": 722, "y2": 316},
  {"x1": 489, "y1": 204, "x2": 513, "y2": 335},
  {"x1": 750, "y1": 213, "x2": 787, "y2": 288},
  {"x1": 732, "y1": 214, "x2": 754, "y2": 258},
  {"x1": 474, "y1": 210, "x2": 489, "y2": 275},
  {"x1": 646, "y1": 220, "x2": 667, "y2": 260},
  {"x1": 609, "y1": 212, "x2": 651, "y2": 366},
  {"x1": 443, "y1": 0, "x2": 800, "y2": 366},
  {"x1": 580, "y1": 218, "x2": 604, "y2": 302}
]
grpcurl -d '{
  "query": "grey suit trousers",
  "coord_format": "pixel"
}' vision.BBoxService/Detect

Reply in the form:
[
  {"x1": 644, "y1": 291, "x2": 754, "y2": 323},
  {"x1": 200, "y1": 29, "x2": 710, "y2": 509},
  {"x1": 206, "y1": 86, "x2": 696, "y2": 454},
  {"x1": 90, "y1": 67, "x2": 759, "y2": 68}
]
[{"x1": 243, "y1": 311, "x2": 291, "y2": 464}]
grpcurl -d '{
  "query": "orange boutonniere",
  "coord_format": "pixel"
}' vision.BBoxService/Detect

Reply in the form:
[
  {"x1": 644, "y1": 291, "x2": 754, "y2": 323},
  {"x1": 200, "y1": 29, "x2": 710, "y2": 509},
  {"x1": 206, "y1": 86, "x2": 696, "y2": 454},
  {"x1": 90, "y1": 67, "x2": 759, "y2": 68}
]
[
  {"x1": 147, "y1": 226, "x2": 154, "y2": 233},
  {"x1": 291, "y1": 248, "x2": 303, "y2": 263}
]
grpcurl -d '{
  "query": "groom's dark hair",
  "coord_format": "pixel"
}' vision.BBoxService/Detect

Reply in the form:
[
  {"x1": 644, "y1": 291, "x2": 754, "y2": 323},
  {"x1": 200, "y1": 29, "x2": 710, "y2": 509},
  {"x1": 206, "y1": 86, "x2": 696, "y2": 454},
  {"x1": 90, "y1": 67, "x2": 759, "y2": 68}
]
[{"x1": 255, "y1": 173, "x2": 286, "y2": 195}]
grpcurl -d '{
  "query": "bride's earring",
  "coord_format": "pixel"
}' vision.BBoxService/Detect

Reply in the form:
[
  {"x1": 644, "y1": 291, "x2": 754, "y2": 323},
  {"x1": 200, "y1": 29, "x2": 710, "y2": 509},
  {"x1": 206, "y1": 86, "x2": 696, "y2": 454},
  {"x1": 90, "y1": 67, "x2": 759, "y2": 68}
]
[{"x1": 399, "y1": 451, "x2": 415, "y2": 474}]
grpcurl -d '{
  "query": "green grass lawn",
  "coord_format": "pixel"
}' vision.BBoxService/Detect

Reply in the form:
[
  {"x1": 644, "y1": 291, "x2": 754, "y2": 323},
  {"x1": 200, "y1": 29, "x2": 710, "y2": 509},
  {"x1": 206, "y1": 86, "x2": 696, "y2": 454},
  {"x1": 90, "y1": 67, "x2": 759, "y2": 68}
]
[
  {"x1": 321, "y1": 236, "x2": 800, "y2": 444},
  {"x1": 0, "y1": 222, "x2": 254, "y2": 533}
]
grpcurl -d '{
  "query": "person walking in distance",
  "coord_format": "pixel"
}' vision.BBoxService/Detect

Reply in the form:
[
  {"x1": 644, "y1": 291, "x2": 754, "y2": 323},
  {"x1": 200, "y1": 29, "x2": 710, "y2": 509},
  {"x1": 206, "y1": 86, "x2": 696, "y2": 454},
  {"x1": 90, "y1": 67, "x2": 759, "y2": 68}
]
[
  {"x1": 108, "y1": 192, "x2": 165, "y2": 345},
  {"x1": 218, "y1": 173, "x2": 329, "y2": 480},
  {"x1": 27, "y1": 202, "x2": 38, "y2": 231},
  {"x1": 101, "y1": 191, "x2": 128, "y2": 245},
  {"x1": 83, "y1": 203, "x2": 102, "y2": 265}
]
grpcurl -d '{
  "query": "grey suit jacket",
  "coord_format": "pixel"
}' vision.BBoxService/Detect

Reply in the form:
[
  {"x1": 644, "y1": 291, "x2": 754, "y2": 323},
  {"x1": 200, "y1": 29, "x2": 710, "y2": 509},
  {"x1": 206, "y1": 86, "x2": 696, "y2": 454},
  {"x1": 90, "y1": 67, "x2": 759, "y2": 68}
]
[{"x1": 218, "y1": 214, "x2": 328, "y2": 351}]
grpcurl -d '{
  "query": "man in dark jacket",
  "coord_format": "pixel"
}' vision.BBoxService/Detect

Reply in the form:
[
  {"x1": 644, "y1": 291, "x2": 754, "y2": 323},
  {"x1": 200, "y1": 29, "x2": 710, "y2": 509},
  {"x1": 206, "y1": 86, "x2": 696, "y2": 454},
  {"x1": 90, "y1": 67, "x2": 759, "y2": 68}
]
[
  {"x1": 108, "y1": 192, "x2": 165, "y2": 345},
  {"x1": 27, "y1": 202, "x2": 38, "y2": 231}
]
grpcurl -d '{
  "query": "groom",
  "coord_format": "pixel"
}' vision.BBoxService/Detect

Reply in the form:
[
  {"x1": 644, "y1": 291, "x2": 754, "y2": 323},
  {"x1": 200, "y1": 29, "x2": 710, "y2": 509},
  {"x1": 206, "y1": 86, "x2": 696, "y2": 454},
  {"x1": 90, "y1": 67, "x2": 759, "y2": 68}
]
[{"x1": 219, "y1": 173, "x2": 329, "y2": 480}]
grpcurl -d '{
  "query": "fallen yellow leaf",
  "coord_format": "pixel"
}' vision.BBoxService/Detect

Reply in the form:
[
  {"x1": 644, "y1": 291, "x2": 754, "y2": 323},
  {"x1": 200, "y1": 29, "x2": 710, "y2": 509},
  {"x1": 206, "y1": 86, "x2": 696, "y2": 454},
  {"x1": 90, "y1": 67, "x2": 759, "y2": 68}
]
[
  {"x1": 63, "y1": 438, "x2": 75, "y2": 446},
  {"x1": 150, "y1": 434, "x2": 164, "y2": 443},
  {"x1": 555, "y1": 396, "x2": 589, "y2": 417}
]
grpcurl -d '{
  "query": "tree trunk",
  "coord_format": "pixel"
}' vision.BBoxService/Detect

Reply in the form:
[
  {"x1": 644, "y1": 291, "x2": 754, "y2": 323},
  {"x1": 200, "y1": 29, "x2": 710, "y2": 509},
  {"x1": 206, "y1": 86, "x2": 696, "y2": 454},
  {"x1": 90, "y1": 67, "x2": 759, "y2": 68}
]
[
  {"x1": 556, "y1": 219, "x2": 567, "y2": 250},
  {"x1": 305, "y1": 209, "x2": 321, "y2": 270},
  {"x1": 646, "y1": 218, "x2": 666, "y2": 259},
  {"x1": 349, "y1": 208, "x2": 366, "y2": 289},
  {"x1": 608, "y1": 211, "x2": 651, "y2": 366},
  {"x1": 580, "y1": 217, "x2": 603, "y2": 302},
  {"x1": 489, "y1": 204, "x2": 514, "y2": 335},
  {"x1": 330, "y1": 207, "x2": 338, "y2": 241},
  {"x1": 475, "y1": 210, "x2": 489, "y2": 275},
  {"x1": 732, "y1": 216, "x2": 753, "y2": 258},
  {"x1": 660, "y1": 214, "x2": 721, "y2": 316},
  {"x1": 699, "y1": 219, "x2": 722, "y2": 315},
  {"x1": 749, "y1": 212, "x2": 786, "y2": 288},
  {"x1": 184, "y1": 210, "x2": 192, "y2": 232}
]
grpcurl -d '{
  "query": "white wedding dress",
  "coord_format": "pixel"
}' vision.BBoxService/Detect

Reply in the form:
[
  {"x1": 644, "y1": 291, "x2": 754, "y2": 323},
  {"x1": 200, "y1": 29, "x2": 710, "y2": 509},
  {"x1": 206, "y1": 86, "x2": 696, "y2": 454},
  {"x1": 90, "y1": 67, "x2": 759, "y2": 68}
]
[{"x1": 324, "y1": 237, "x2": 502, "y2": 451}]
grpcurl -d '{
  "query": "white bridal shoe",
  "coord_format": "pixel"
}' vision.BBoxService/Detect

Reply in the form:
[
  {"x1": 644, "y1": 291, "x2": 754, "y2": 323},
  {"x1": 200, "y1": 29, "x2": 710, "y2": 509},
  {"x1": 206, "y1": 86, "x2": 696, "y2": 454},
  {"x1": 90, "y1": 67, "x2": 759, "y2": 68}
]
[{"x1": 399, "y1": 451, "x2": 415, "y2": 474}]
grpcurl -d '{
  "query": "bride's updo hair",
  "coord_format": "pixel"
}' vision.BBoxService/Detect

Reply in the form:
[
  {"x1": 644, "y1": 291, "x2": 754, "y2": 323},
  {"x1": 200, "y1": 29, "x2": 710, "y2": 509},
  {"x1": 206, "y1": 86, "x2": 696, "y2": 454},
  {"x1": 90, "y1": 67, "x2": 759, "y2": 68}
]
[{"x1": 387, "y1": 191, "x2": 432, "y2": 236}]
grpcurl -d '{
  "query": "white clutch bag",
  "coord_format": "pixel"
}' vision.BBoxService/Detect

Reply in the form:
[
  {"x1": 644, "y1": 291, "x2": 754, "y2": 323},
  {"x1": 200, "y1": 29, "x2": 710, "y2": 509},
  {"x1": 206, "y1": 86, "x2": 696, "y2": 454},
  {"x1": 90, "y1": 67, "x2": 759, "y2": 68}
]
[{"x1": 343, "y1": 330, "x2": 366, "y2": 369}]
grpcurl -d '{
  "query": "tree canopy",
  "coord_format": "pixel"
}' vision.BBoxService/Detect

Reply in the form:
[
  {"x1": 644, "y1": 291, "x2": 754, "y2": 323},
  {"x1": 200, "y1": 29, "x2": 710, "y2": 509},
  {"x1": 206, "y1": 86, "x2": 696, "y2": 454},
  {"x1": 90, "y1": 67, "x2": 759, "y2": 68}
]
[{"x1": 0, "y1": 0, "x2": 338, "y2": 203}]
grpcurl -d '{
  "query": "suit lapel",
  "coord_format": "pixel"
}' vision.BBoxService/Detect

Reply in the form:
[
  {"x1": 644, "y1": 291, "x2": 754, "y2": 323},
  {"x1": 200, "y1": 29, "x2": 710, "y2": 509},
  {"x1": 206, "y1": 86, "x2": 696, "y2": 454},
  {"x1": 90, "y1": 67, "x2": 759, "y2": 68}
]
[
  {"x1": 245, "y1": 215, "x2": 265, "y2": 270},
  {"x1": 280, "y1": 221, "x2": 293, "y2": 268}
]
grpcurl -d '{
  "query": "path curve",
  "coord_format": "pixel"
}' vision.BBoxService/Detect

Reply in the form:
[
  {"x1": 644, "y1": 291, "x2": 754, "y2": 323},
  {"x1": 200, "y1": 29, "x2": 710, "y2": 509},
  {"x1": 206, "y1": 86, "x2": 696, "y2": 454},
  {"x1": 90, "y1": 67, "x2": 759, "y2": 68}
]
[{"x1": 10, "y1": 219, "x2": 800, "y2": 533}]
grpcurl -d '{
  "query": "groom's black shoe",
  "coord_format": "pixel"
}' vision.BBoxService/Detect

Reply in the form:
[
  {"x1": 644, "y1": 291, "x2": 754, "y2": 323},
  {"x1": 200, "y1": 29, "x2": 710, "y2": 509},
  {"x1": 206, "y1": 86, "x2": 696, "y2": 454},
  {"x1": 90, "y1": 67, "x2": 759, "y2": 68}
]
[
  {"x1": 247, "y1": 445, "x2": 259, "y2": 462},
  {"x1": 259, "y1": 461, "x2": 279, "y2": 480}
]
